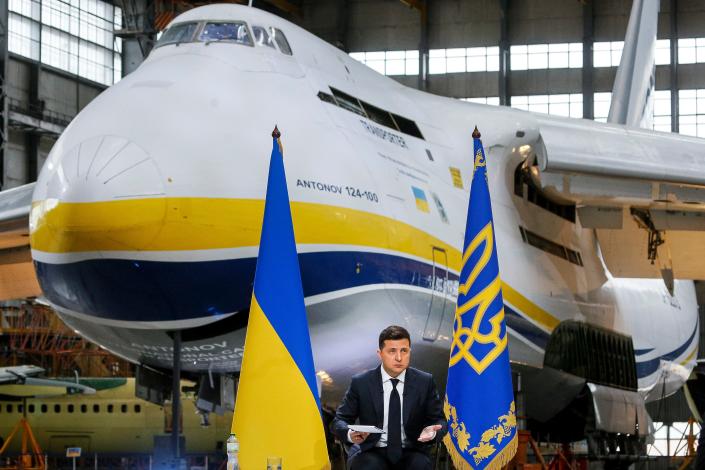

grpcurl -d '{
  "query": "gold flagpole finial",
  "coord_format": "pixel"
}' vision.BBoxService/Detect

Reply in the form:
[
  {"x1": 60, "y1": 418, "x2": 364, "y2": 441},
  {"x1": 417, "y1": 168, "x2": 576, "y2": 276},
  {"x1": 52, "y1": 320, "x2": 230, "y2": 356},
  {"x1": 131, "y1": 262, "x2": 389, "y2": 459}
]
[
  {"x1": 272, "y1": 126, "x2": 281, "y2": 139},
  {"x1": 472, "y1": 126, "x2": 481, "y2": 139}
]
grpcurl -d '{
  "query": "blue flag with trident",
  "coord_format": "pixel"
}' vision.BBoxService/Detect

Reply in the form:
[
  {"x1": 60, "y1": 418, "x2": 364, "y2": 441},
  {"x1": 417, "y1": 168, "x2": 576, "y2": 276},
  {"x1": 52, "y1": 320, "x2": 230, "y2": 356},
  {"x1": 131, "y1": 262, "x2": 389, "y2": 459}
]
[{"x1": 443, "y1": 127, "x2": 517, "y2": 470}]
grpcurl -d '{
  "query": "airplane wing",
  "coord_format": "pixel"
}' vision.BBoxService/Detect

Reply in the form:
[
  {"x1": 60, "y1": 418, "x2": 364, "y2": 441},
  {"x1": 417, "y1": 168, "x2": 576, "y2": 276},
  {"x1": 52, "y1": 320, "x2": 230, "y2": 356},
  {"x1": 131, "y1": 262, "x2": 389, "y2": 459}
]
[
  {"x1": 0, "y1": 365, "x2": 96, "y2": 395},
  {"x1": 525, "y1": 115, "x2": 705, "y2": 281},
  {"x1": 0, "y1": 364, "x2": 45, "y2": 383},
  {"x1": 0, "y1": 183, "x2": 41, "y2": 300}
]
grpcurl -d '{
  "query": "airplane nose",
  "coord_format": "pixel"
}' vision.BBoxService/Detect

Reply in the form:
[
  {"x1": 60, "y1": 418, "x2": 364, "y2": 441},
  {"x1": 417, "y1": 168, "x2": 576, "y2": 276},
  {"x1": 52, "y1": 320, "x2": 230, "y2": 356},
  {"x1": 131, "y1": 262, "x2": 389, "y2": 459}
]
[
  {"x1": 29, "y1": 131, "x2": 256, "y2": 327},
  {"x1": 30, "y1": 135, "x2": 167, "y2": 253},
  {"x1": 27, "y1": 52, "x2": 269, "y2": 327}
]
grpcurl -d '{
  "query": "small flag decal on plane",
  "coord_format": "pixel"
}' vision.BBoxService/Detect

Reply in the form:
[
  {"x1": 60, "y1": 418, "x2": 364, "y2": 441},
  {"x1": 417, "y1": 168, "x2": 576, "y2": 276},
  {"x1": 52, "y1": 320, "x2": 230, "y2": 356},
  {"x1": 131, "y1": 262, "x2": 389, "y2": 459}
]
[
  {"x1": 412, "y1": 186, "x2": 430, "y2": 213},
  {"x1": 449, "y1": 167, "x2": 464, "y2": 189}
]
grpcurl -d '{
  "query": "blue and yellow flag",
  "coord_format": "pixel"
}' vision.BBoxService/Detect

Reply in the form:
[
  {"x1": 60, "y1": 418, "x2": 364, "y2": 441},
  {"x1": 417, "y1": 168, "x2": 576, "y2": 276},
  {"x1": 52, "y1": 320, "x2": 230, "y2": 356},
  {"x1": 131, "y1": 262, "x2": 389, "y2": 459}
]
[
  {"x1": 232, "y1": 128, "x2": 330, "y2": 470},
  {"x1": 412, "y1": 186, "x2": 430, "y2": 212},
  {"x1": 443, "y1": 127, "x2": 517, "y2": 470}
]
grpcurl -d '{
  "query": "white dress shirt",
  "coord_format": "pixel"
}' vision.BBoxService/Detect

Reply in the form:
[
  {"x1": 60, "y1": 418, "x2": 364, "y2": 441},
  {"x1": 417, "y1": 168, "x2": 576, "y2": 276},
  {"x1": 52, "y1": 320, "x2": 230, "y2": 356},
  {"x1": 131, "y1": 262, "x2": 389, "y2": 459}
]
[{"x1": 376, "y1": 367, "x2": 407, "y2": 447}]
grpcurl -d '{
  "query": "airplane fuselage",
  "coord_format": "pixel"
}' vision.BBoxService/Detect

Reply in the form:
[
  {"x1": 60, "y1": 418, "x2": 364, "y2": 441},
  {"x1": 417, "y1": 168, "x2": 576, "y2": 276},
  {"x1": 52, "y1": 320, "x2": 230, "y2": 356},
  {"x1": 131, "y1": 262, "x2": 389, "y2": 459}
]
[{"x1": 28, "y1": 5, "x2": 698, "y2": 409}]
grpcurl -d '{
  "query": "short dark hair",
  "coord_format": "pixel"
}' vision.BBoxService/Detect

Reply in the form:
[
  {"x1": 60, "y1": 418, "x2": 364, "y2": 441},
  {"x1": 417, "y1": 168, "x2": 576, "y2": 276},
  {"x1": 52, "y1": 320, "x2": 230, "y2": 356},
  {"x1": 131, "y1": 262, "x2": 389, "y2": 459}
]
[{"x1": 378, "y1": 325, "x2": 411, "y2": 350}]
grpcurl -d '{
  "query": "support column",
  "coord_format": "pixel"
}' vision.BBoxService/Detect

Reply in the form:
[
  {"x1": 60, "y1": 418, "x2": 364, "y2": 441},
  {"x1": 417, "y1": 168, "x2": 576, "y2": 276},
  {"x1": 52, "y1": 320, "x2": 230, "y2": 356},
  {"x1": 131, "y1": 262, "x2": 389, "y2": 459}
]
[
  {"x1": 335, "y1": 0, "x2": 349, "y2": 51},
  {"x1": 417, "y1": 0, "x2": 429, "y2": 92},
  {"x1": 118, "y1": 0, "x2": 156, "y2": 76},
  {"x1": 27, "y1": 61, "x2": 40, "y2": 183},
  {"x1": 515, "y1": 372, "x2": 525, "y2": 430},
  {"x1": 171, "y1": 330, "x2": 181, "y2": 461},
  {"x1": 670, "y1": 0, "x2": 679, "y2": 133},
  {"x1": 582, "y1": 2, "x2": 594, "y2": 120},
  {"x1": 25, "y1": 132, "x2": 37, "y2": 182},
  {"x1": 0, "y1": 0, "x2": 8, "y2": 188},
  {"x1": 499, "y1": 0, "x2": 510, "y2": 106}
]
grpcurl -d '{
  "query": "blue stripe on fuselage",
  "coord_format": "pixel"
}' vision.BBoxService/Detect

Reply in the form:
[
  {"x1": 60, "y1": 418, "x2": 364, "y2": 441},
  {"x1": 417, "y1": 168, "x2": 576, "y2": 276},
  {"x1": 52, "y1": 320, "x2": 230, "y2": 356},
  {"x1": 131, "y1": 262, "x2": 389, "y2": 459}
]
[
  {"x1": 34, "y1": 251, "x2": 457, "y2": 322},
  {"x1": 35, "y1": 251, "x2": 693, "y2": 380},
  {"x1": 634, "y1": 319, "x2": 698, "y2": 379},
  {"x1": 505, "y1": 304, "x2": 550, "y2": 350}
]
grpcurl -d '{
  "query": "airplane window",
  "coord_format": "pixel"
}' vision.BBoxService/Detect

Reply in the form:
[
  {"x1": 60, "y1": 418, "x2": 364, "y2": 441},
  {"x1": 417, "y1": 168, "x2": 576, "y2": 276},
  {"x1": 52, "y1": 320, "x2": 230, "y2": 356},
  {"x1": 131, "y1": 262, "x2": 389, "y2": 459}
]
[
  {"x1": 18, "y1": 405, "x2": 23, "y2": 413},
  {"x1": 317, "y1": 91, "x2": 336, "y2": 105},
  {"x1": 320, "y1": 88, "x2": 425, "y2": 140},
  {"x1": 121, "y1": 404, "x2": 128, "y2": 413},
  {"x1": 360, "y1": 101, "x2": 397, "y2": 129},
  {"x1": 93, "y1": 404, "x2": 100, "y2": 413},
  {"x1": 199, "y1": 22, "x2": 253, "y2": 46},
  {"x1": 41, "y1": 404, "x2": 47, "y2": 413},
  {"x1": 134, "y1": 404, "x2": 142, "y2": 413},
  {"x1": 156, "y1": 22, "x2": 199, "y2": 47},
  {"x1": 28, "y1": 404, "x2": 35, "y2": 413},
  {"x1": 68, "y1": 404, "x2": 74, "y2": 413},
  {"x1": 81, "y1": 404, "x2": 87, "y2": 413},
  {"x1": 330, "y1": 87, "x2": 367, "y2": 117},
  {"x1": 518, "y1": 226, "x2": 583, "y2": 267},
  {"x1": 252, "y1": 26, "x2": 275, "y2": 48},
  {"x1": 391, "y1": 113, "x2": 424, "y2": 139},
  {"x1": 6, "y1": 404, "x2": 12, "y2": 413},
  {"x1": 271, "y1": 28, "x2": 292, "y2": 55},
  {"x1": 108, "y1": 404, "x2": 114, "y2": 413},
  {"x1": 566, "y1": 249, "x2": 581, "y2": 266},
  {"x1": 515, "y1": 162, "x2": 576, "y2": 222},
  {"x1": 54, "y1": 404, "x2": 60, "y2": 413}
]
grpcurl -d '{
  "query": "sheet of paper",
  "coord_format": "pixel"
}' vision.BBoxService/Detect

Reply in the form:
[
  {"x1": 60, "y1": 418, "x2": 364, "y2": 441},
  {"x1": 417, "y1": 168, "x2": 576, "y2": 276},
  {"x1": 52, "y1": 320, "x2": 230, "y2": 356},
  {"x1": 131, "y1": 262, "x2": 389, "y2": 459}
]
[{"x1": 348, "y1": 425, "x2": 384, "y2": 434}]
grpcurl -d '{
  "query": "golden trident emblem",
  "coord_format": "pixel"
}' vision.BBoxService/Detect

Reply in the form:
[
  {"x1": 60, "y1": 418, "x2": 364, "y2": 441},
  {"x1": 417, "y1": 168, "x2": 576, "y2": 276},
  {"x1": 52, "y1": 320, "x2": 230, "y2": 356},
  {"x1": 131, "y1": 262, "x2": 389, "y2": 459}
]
[
  {"x1": 474, "y1": 148, "x2": 486, "y2": 169},
  {"x1": 449, "y1": 221, "x2": 508, "y2": 374}
]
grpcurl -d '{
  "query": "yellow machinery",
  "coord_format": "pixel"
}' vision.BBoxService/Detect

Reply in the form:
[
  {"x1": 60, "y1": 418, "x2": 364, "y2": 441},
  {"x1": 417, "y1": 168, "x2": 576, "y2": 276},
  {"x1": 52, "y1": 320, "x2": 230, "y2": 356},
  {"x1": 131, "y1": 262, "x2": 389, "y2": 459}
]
[{"x1": 0, "y1": 411, "x2": 46, "y2": 470}]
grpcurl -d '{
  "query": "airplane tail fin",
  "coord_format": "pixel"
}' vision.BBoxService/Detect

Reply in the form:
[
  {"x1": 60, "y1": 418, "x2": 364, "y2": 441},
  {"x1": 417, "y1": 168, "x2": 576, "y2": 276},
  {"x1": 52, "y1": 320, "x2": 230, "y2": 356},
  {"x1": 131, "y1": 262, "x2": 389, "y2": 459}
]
[{"x1": 607, "y1": 0, "x2": 660, "y2": 129}]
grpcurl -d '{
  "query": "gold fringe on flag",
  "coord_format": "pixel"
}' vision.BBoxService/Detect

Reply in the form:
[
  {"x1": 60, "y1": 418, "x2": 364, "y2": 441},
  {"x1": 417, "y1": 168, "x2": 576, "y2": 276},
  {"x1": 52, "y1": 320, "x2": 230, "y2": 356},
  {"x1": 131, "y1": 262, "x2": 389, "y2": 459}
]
[{"x1": 443, "y1": 432, "x2": 518, "y2": 470}]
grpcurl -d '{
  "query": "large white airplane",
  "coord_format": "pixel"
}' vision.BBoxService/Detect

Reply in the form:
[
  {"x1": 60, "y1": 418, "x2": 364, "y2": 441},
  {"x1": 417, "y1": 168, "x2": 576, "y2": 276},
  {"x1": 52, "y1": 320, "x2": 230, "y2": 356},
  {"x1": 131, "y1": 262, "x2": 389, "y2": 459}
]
[{"x1": 1, "y1": 0, "x2": 702, "y2": 459}]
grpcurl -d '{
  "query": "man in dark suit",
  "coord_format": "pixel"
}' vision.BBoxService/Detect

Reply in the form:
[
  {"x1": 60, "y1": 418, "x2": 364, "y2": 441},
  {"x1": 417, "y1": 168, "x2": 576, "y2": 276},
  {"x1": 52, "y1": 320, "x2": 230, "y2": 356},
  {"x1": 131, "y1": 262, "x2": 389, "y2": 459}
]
[{"x1": 332, "y1": 325, "x2": 447, "y2": 470}]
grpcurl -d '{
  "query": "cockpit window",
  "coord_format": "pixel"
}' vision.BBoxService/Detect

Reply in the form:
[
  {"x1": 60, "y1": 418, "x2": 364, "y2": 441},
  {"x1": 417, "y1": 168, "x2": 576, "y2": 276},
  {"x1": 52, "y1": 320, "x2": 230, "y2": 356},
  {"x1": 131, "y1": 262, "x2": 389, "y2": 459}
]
[
  {"x1": 271, "y1": 28, "x2": 292, "y2": 55},
  {"x1": 252, "y1": 26, "x2": 275, "y2": 48},
  {"x1": 157, "y1": 22, "x2": 199, "y2": 47},
  {"x1": 199, "y1": 22, "x2": 253, "y2": 46}
]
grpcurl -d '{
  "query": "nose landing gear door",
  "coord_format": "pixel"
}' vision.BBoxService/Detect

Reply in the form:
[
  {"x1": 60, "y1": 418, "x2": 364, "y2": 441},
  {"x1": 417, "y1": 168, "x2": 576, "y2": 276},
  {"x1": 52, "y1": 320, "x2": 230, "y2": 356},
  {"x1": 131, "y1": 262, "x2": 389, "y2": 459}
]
[{"x1": 423, "y1": 247, "x2": 449, "y2": 341}]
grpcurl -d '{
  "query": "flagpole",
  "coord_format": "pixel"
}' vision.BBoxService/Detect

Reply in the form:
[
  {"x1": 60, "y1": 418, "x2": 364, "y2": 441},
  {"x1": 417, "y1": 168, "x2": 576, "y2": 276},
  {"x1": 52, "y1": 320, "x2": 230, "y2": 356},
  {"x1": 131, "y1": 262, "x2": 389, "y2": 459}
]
[
  {"x1": 231, "y1": 127, "x2": 330, "y2": 469},
  {"x1": 443, "y1": 126, "x2": 517, "y2": 470}
]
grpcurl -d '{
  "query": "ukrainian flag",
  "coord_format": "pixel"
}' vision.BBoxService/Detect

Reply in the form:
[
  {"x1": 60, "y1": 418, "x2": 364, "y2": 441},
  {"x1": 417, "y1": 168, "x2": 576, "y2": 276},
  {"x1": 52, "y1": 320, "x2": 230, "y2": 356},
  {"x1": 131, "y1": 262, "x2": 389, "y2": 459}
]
[
  {"x1": 412, "y1": 186, "x2": 430, "y2": 212},
  {"x1": 443, "y1": 127, "x2": 517, "y2": 470},
  {"x1": 232, "y1": 128, "x2": 330, "y2": 470}
]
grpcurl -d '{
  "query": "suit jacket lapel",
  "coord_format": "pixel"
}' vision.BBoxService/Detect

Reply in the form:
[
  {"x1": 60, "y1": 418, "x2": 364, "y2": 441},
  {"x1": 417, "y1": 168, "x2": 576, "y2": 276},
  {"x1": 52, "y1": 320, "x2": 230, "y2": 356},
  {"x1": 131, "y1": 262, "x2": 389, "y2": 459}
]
[
  {"x1": 371, "y1": 366, "x2": 384, "y2": 426},
  {"x1": 402, "y1": 368, "x2": 415, "y2": 426}
]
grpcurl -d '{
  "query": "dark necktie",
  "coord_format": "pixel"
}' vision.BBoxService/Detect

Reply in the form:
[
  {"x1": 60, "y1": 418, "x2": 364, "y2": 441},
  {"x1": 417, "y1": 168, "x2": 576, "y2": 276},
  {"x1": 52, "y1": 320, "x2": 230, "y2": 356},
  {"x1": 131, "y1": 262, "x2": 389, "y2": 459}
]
[{"x1": 387, "y1": 378, "x2": 402, "y2": 463}]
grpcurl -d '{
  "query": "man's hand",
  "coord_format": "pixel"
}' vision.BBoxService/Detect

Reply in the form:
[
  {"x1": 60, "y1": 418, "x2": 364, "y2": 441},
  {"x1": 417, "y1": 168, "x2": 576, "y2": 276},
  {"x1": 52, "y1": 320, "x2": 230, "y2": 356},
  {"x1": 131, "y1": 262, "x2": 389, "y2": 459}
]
[
  {"x1": 350, "y1": 431, "x2": 370, "y2": 444},
  {"x1": 417, "y1": 424, "x2": 443, "y2": 442}
]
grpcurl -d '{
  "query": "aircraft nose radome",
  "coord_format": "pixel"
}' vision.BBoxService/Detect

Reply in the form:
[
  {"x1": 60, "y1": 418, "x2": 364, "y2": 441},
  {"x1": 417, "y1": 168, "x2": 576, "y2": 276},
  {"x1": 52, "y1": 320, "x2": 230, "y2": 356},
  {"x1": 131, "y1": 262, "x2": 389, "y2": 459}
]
[
  {"x1": 30, "y1": 135, "x2": 167, "y2": 253},
  {"x1": 42, "y1": 135, "x2": 164, "y2": 201}
]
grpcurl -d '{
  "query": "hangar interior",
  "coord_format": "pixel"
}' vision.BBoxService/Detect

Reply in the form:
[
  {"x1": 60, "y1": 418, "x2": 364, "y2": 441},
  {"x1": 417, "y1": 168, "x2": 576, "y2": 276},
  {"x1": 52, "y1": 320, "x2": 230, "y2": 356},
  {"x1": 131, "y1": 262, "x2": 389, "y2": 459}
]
[
  {"x1": 7, "y1": 0, "x2": 705, "y2": 191},
  {"x1": 2, "y1": 0, "x2": 705, "y2": 467}
]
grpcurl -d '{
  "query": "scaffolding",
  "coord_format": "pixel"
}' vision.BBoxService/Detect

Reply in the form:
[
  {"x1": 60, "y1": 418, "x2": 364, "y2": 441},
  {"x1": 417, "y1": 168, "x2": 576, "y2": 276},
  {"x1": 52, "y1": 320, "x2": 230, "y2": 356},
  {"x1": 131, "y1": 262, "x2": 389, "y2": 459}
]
[{"x1": 0, "y1": 302, "x2": 132, "y2": 378}]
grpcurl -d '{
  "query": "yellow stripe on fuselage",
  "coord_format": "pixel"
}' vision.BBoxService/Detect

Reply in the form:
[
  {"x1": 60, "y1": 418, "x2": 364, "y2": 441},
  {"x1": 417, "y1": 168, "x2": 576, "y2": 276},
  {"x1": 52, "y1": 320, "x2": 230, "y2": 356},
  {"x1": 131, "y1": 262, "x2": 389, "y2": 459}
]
[
  {"x1": 501, "y1": 282, "x2": 561, "y2": 332},
  {"x1": 30, "y1": 197, "x2": 560, "y2": 332},
  {"x1": 30, "y1": 197, "x2": 461, "y2": 267},
  {"x1": 680, "y1": 346, "x2": 698, "y2": 366}
]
